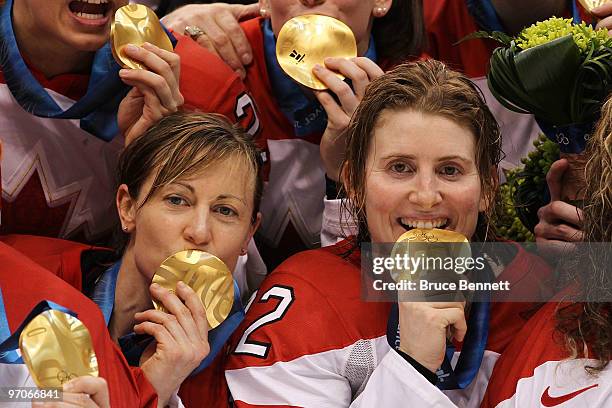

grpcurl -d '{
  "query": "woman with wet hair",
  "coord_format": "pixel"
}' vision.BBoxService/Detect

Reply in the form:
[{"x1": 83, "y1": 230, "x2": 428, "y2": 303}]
[
  {"x1": 4, "y1": 112, "x2": 264, "y2": 406},
  {"x1": 224, "y1": 60, "x2": 552, "y2": 407},
  {"x1": 108, "y1": 111, "x2": 263, "y2": 406}
]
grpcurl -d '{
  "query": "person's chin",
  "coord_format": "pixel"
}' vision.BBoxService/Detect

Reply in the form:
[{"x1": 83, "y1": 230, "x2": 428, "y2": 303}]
[{"x1": 66, "y1": 32, "x2": 110, "y2": 52}]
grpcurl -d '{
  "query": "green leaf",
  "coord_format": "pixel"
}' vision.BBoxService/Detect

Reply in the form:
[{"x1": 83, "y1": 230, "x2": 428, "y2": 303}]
[
  {"x1": 487, "y1": 47, "x2": 542, "y2": 115},
  {"x1": 512, "y1": 35, "x2": 581, "y2": 124},
  {"x1": 571, "y1": 48, "x2": 612, "y2": 122}
]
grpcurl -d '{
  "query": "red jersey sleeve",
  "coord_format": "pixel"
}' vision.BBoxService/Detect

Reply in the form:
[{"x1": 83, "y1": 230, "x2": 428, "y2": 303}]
[
  {"x1": 174, "y1": 34, "x2": 260, "y2": 137},
  {"x1": 0, "y1": 242, "x2": 158, "y2": 408}
]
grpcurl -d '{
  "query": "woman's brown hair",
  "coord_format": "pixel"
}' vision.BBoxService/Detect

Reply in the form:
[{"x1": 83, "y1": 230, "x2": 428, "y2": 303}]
[
  {"x1": 373, "y1": 0, "x2": 426, "y2": 66},
  {"x1": 555, "y1": 96, "x2": 612, "y2": 374},
  {"x1": 341, "y1": 59, "x2": 503, "y2": 245},
  {"x1": 114, "y1": 111, "x2": 263, "y2": 251}
]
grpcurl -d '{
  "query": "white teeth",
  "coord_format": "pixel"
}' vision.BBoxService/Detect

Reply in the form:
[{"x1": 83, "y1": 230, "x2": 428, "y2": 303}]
[
  {"x1": 76, "y1": 11, "x2": 104, "y2": 19},
  {"x1": 401, "y1": 218, "x2": 448, "y2": 229},
  {"x1": 79, "y1": 0, "x2": 109, "y2": 4}
]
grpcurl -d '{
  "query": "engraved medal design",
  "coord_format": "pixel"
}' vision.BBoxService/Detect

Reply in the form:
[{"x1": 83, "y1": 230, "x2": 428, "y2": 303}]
[
  {"x1": 390, "y1": 228, "x2": 471, "y2": 283},
  {"x1": 276, "y1": 14, "x2": 357, "y2": 90},
  {"x1": 152, "y1": 250, "x2": 234, "y2": 329},
  {"x1": 110, "y1": 4, "x2": 173, "y2": 69},
  {"x1": 19, "y1": 310, "x2": 99, "y2": 388}
]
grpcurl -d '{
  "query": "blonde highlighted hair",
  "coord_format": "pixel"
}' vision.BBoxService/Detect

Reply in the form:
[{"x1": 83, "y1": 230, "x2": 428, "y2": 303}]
[
  {"x1": 117, "y1": 112, "x2": 263, "y2": 222},
  {"x1": 556, "y1": 95, "x2": 612, "y2": 374}
]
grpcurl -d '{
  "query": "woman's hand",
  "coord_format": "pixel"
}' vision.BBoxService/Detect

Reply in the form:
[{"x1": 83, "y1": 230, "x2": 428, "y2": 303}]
[
  {"x1": 534, "y1": 159, "x2": 584, "y2": 260},
  {"x1": 398, "y1": 301, "x2": 467, "y2": 373},
  {"x1": 593, "y1": 3, "x2": 612, "y2": 35},
  {"x1": 313, "y1": 57, "x2": 384, "y2": 181},
  {"x1": 117, "y1": 42, "x2": 184, "y2": 146},
  {"x1": 31, "y1": 377, "x2": 110, "y2": 408},
  {"x1": 161, "y1": 3, "x2": 259, "y2": 79},
  {"x1": 135, "y1": 282, "x2": 209, "y2": 407}
]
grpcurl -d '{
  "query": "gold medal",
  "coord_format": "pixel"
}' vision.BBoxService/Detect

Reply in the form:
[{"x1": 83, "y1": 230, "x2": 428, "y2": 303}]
[
  {"x1": 152, "y1": 250, "x2": 234, "y2": 329},
  {"x1": 578, "y1": 0, "x2": 612, "y2": 12},
  {"x1": 390, "y1": 228, "x2": 471, "y2": 282},
  {"x1": 19, "y1": 310, "x2": 98, "y2": 388},
  {"x1": 276, "y1": 14, "x2": 357, "y2": 90},
  {"x1": 110, "y1": 4, "x2": 173, "y2": 69}
]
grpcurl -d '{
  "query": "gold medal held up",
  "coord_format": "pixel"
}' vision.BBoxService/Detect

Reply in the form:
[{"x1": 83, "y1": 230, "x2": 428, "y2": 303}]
[
  {"x1": 276, "y1": 14, "x2": 357, "y2": 90},
  {"x1": 578, "y1": 0, "x2": 612, "y2": 12},
  {"x1": 111, "y1": 4, "x2": 173, "y2": 69},
  {"x1": 390, "y1": 228, "x2": 471, "y2": 282},
  {"x1": 19, "y1": 310, "x2": 98, "y2": 388},
  {"x1": 152, "y1": 250, "x2": 234, "y2": 329}
]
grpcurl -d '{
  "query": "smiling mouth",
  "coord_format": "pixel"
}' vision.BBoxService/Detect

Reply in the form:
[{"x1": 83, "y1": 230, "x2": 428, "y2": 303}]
[
  {"x1": 398, "y1": 217, "x2": 450, "y2": 231},
  {"x1": 68, "y1": 0, "x2": 112, "y2": 20}
]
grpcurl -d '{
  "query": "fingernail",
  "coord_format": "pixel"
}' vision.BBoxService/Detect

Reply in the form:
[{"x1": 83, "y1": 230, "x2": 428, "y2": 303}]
[
  {"x1": 313, "y1": 64, "x2": 322, "y2": 71},
  {"x1": 177, "y1": 281, "x2": 186, "y2": 289},
  {"x1": 64, "y1": 381, "x2": 74, "y2": 392},
  {"x1": 119, "y1": 69, "x2": 129, "y2": 77},
  {"x1": 236, "y1": 68, "x2": 246, "y2": 79},
  {"x1": 125, "y1": 44, "x2": 139, "y2": 53},
  {"x1": 151, "y1": 283, "x2": 160, "y2": 289},
  {"x1": 241, "y1": 53, "x2": 252, "y2": 65}
]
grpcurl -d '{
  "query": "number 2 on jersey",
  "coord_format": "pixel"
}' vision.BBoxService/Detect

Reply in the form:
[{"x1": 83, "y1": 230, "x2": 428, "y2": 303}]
[{"x1": 233, "y1": 285, "x2": 295, "y2": 358}]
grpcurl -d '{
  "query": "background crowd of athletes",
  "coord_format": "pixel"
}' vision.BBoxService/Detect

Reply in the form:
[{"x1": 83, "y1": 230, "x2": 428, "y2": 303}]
[{"x1": 1, "y1": 0, "x2": 611, "y2": 407}]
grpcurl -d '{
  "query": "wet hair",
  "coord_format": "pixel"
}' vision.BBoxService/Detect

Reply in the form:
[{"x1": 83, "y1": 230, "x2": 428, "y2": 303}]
[
  {"x1": 341, "y1": 59, "x2": 503, "y2": 245},
  {"x1": 115, "y1": 111, "x2": 263, "y2": 250},
  {"x1": 555, "y1": 95, "x2": 612, "y2": 374}
]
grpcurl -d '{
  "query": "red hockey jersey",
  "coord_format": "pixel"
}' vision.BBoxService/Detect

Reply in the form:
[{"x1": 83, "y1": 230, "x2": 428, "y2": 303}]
[
  {"x1": 0, "y1": 33, "x2": 254, "y2": 243},
  {"x1": 0, "y1": 242, "x2": 158, "y2": 408},
  {"x1": 238, "y1": 17, "x2": 327, "y2": 267},
  {"x1": 2, "y1": 233, "x2": 231, "y2": 408},
  {"x1": 225, "y1": 239, "x2": 551, "y2": 407},
  {"x1": 364, "y1": 299, "x2": 612, "y2": 407},
  {"x1": 481, "y1": 301, "x2": 612, "y2": 407}
]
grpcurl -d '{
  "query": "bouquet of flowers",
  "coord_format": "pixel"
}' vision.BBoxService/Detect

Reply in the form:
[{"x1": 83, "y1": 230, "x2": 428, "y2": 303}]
[
  {"x1": 468, "y1": 17, "x2": 612, "y2": 201},
  {"x1": 496, "y1": 135, "x2": 560, "y2": 241},
  {"x1": 477, "y1": 18, "x2": 612, "y2": 132}
]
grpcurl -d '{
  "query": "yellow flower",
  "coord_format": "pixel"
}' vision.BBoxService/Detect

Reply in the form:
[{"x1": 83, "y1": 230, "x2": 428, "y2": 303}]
[{"x1": 516, "y1": 17, "x2": 612, "y2": 53}]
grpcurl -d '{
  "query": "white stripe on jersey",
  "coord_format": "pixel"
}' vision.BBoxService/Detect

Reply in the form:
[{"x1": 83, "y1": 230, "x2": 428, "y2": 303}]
[
  {"x1": 258, "y1": 138, "x2": 325, "y2": 248},
  {"x1": 227, "y1": 336, "x2": 389, "y2": 407},
  {"x1": 227, "y1": 335, "x2": 501, "y2": 408}
]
